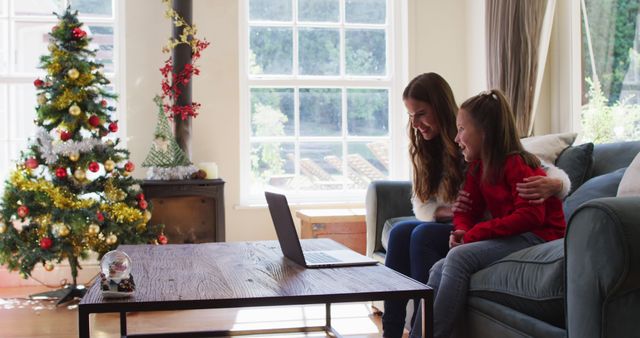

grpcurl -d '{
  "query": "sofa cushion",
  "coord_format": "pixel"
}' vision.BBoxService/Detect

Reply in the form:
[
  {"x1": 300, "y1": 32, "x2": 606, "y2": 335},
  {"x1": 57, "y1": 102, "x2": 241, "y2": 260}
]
[
  {"x1": 555, "y1": 142, "x2": 594, "y2": 195},
  {"x1": 563, "y1": 167, "x2": 626, "y2": 220},
  {"x1": 521, "y1": 132, "x2": 577, "y2": 164},
  {"x1": 381, "y1": 216, "x2": 417, "y2": 251},
  {"x1": 617, "y1": 152, "x2": 640, "y2": 197},
  {"x1": 469, "y1": 239, "x2": 565, "y2": 328}
]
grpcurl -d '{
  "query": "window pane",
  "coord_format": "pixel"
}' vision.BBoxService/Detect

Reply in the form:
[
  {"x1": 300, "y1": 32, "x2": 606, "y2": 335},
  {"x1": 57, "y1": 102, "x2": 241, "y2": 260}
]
[
  {"x1": 71, "y1": 0, "x2": 112, "y2": 17},
  {"x1": 299, "y1": 88, "x2": 341, "y2": 136},
  {"x1": 13, "y1": 22, "x2": 51, "y2": 74},
  {"x1": 347, "y1": 88, "x2": 388, "y2": 136},
  {"x1": 345, "y1": 0, "x2": 386, "y2": 24},
  {"x1": 345, "y1": 29, "x2": 386, "y2": 76},
  {"x1": 249, "y1": 0, "x2": 292, "y2": 22},
  {"x1": 12, "y1": 0, "x2": 63, "y2": 16},
  {"x1": 299, "y1": 28, "x2": 339, "y2": 76},
  {"x1": 0, "y1": 0, "x2": 6, "y2": 17},
  {"x1": 251, "y1": 88, "x2": 294, "y2": 136},
  {"x1": 347, "y1": 141, "x2": 388, "y2": 186},
  {"x1": 300, "y1": 142, "x2": 344, "y2": 190},
  {"x1": 250, "y1": 27, "x2": 292, "y2": 75},
  {"x1": 298, "y1": 0, "x2": 339, "y2": 22},
  {"x1": 0, "y1": 20, "x2": 7, "y2": 74},
  {"x1": 87, "y1": 25, "x2": 114, "y2": 73},
  {"x1": 250, "y1": 142, "x2": 294, "y2": 190},
  {"x1": 9, "y1": 84, "x2": 37, "y2": 141},
  {"x1": 581, "y1": 1, "x2": 640, "y2": 143}
]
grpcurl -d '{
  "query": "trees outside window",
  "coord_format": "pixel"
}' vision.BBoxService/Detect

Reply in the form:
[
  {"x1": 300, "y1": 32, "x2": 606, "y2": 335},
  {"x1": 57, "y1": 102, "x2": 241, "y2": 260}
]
[{"x1": 581, "y1": 0, "x2": 640, "y2": 143}]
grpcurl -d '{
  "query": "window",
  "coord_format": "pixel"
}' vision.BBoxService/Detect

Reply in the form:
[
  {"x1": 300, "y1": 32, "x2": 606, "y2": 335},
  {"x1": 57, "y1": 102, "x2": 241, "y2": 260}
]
[
  {"x1": 240, "y1": 0, "x2": 406, "y2": 204},
  {"x1": 0, "y1": 0, "x2": 122, "y2": 194},
  {"x1": 581, "y1": 0, "x2": 640, "y2": 143}
]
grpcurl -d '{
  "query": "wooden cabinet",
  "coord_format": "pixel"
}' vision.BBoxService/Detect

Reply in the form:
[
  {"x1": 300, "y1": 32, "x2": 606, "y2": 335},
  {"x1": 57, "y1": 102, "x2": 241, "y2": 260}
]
[{"x1": 295, "y1": 209, "x2": 366, "y2": 255}]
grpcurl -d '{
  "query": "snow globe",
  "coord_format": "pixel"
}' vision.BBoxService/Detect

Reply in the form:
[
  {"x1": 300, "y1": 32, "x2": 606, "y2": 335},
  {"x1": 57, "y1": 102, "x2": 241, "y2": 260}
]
[{"x1": 99, "y1": 250, "x2": 135, "y2": 298}]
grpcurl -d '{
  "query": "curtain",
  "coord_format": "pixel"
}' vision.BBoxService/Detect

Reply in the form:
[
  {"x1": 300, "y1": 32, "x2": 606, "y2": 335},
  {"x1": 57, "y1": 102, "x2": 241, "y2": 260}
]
[{"x1": 486, "y1": 0, "x2": 556, "y2": 137}]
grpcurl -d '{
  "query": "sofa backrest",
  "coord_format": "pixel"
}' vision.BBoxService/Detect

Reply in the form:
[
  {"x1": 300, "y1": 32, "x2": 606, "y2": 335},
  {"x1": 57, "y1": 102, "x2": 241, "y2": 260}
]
[{"x1": 591, "y1": 141, "x2": 640, "y2": 179}]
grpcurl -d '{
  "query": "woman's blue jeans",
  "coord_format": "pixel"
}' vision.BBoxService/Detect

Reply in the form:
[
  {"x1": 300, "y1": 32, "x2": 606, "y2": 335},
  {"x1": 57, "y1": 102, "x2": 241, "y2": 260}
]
[
  {"x1": 409, "y1": 232, "x2": 544, "y2": 338},
  {"x1": 381, "y1": 220, "x2": 453, "y2": 338}
]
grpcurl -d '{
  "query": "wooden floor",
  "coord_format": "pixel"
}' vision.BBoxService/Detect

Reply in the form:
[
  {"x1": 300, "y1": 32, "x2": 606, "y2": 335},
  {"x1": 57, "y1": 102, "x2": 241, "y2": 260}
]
[{"x1": 0, "y1": 286, "x2": 404, "y2": 338}]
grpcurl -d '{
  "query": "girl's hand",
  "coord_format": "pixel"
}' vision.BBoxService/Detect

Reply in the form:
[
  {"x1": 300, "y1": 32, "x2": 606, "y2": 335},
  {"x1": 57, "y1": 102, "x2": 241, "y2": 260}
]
[
  {"x1": 516, "y1": 176, "x2": 562, "y2": 204},
  {"x1": 451, "y1": 190, "x2": 472, "y2": 213},
  {"x1": 449, "y1": 230, "x2": 466, "y2": 248}
]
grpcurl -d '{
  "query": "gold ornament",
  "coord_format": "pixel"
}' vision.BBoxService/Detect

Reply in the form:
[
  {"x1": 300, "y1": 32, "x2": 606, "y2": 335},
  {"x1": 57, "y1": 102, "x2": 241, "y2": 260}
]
[
  {"x1": 144, "y1": 210, "x2": 152, "y2": 222},
  {"x1": 67, "y1": 68, "x2": 80, "y2": 79},
  {"x1": 69, "y1": 152, "x2": 80, "y2": 162},
  {"x1": 74, "y1": 168, "x2": 86, "y2": 181},
  {"x1": 58, "y1": 226, "x2": 70, "y2": 237},
  {"x1": 44, "y1": 262, "x2": 55, "y2": 271},
  {"x1": 88, "y1": 223, "x2": 100, "y2": 235},
  {"x1": 106, "y1": 234, "x2": 117, "y2": 245},
  {"x1": 68, "y1": 104, "x2": 82, "y2": 116},
  {"x1": 19, "y1": 272, "x2": 28, "y2": 279},
  {"x1": 104, "y1": 159, "x2": 115, "y2": 172},
  {"x1": 136, "y1": 222, "x2": 147, "y2": 232},
  {"x1": 122, "y1": 171, "x2": 130, "y2": 177},
  {"x1": 37, "y1": 94, "x2": 47, "y2": 105},
  {"x1": 0, "y1": 223, "x2": 6, "y2": 234},
  {"x1": 105, "y1": 140, "x2": 115, "y2": 147},
  {"x1": 47, "y1": 43, "x2": 57, "y2": 52}
]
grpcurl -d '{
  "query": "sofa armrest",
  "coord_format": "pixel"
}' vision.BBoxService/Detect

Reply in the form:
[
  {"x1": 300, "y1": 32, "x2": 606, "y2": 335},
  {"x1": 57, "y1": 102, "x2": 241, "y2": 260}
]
[
  {"x1": 565, "y1": 196, "x2": 640, "y2": 338},
  {"x1": 365, "y1": 180, "x2": 413, "y2": 257}
]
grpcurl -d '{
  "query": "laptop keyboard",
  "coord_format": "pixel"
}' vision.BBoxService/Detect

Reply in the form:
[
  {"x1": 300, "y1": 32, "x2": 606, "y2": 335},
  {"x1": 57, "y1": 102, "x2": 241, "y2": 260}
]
[{"x1": 305, "y1": 251, "x2": 341, "y2": 264}]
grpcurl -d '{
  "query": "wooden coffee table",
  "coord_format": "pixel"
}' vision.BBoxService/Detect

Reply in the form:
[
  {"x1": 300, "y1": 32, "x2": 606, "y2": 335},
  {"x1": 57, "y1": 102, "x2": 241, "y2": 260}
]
[{"x1": 78, "y1": 239, "x2": 433, "y2": 337}]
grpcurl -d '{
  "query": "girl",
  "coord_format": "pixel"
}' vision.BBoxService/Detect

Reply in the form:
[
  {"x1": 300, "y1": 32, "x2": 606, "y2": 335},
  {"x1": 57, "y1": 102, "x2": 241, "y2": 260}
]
[
  {"x1": 382, "y1": 74, "x2": 569, "y2": 338},
  {"x1": 413, "y1": 89, "x2": 566, "y2": 338}
]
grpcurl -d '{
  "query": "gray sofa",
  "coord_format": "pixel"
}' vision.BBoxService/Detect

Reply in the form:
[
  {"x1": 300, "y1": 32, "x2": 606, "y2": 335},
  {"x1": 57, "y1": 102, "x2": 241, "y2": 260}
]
[{"x1": 365, "y1": 141, "x2": 640, "y2": 338}]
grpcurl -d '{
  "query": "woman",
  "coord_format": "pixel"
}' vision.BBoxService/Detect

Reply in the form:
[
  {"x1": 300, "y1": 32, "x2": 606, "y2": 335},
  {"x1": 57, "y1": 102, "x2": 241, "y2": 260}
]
[{"x1": 382, "y1": 73, "x2": 569, "y2": 338}]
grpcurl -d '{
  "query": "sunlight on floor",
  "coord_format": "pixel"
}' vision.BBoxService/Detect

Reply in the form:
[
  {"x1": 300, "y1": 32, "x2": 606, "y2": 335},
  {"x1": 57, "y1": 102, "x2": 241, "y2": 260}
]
[{"x1": 232, "y1": 303, "x2": 380, "y2": 335}]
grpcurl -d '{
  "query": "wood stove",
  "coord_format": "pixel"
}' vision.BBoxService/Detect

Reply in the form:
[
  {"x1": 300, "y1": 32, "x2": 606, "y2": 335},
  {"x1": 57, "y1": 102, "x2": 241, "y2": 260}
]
[{"x1": 141, "y1": 179, "x2": 225, "y2": 243}]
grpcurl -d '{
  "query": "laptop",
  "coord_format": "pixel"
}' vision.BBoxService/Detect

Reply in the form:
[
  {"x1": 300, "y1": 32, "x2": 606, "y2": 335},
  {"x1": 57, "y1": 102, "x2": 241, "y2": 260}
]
[{"x1": 265, "y1": 191, "x2": 378, "y2": 268}]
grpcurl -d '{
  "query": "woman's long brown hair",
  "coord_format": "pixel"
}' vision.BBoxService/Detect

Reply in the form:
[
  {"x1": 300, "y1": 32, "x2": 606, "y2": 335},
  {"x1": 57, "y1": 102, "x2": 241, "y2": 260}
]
[
  {"x1": 404, "y1": 73, "x2": 463, "y2": 203},
  {"x1": 459, "y1": 89, "x2": 540, "y2": 183}
]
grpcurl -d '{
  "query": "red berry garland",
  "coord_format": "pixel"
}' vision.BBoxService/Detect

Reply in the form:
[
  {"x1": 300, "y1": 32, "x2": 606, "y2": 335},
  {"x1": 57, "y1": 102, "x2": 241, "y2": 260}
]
[
  {"x1": 72, "y1": 27, "x2": 86, "y2": 38},
  {"x1": 136, "y1": 193, "x2": 145, "y2": 201},
  {"x1": 138, "y1": 200, "x2": 148, "y2": 210}
]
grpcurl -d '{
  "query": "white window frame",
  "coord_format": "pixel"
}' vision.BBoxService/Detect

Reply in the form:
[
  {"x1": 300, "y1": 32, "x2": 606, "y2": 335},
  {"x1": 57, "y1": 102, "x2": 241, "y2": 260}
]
[
  {"x1": 239, "y1": 0, "x2": 408, "y2": 206},
  {"x1": 0, "y1": 0, "x2": 125, "y2": 193}
]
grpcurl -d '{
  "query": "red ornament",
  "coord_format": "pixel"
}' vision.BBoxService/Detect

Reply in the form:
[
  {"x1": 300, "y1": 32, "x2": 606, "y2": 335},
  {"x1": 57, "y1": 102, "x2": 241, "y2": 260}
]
[
  {"x1": 108, "y1": 122, "x2": 118, "y2": 133},
  {"x1": 40, "y1": 237, "x2": 53, "y2": 250},
  {"x1": 33, "y1": 79, "x2": 44, "y2": 88},
  {"x1": 55, "y1": 167, "x2": 67, "y2": 179},
  {"x1": 25, "y1": 158, "x2": 39, "y2": 169},
  {"x1": 158, "y1": 234, "x2": 168, "y2": 245},
  {"x1": 124, "y1": 161, "x2": 135, "y2": 172},
  {"x1": 88, "y1": 161, "x2": 100, "y2": 173},
  {"x1": 138, "y1": 199, "x2": 148, "y2": 210},
  {"x1": 136, "y1": 193, "x2": 145, "y2": 201},
  {"x1": 17, "y1": 205, "x2": 29, "y2": 218},
  {"x1": 88, "y1": 115, "x2": 100, "y2": 128},
  {"x1": 96, "y1": 211, "x2": 104, "y2": 222},
  {"x1": 60, "y1": 130, "x2": 72, "y2": 141},
  {"x1": 100, "y1": 100, "x2": 108, "y2": 108},
  {"x1": 72, "y1": 27, "x2": 86, "y2": 38}
]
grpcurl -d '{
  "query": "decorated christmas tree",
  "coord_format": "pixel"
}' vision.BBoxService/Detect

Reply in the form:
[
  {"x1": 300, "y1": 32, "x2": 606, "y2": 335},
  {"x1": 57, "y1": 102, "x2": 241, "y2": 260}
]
[
  {"x1": 142, "y1": 97, "x2": 198, "y2": 179},
  {"x1": 0, "y1": 9, "x2": 164, "y2": 293}
]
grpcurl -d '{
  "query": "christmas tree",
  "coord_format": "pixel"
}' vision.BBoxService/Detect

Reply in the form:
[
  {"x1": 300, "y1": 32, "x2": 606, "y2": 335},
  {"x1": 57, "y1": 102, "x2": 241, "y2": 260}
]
[
  {"x1": 142, "y1": 97, "x2": 198, "y2": 180},
  {"x1": 0, "y1": 9, "x2": 164, "y2": 290}
]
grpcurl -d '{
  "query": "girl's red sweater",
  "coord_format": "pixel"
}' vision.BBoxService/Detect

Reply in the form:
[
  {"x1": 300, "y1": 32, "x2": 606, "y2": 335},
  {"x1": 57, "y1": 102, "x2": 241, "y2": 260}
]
[{"x1": 454, "y1": 154, "x2": 566, "y2": 244}]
